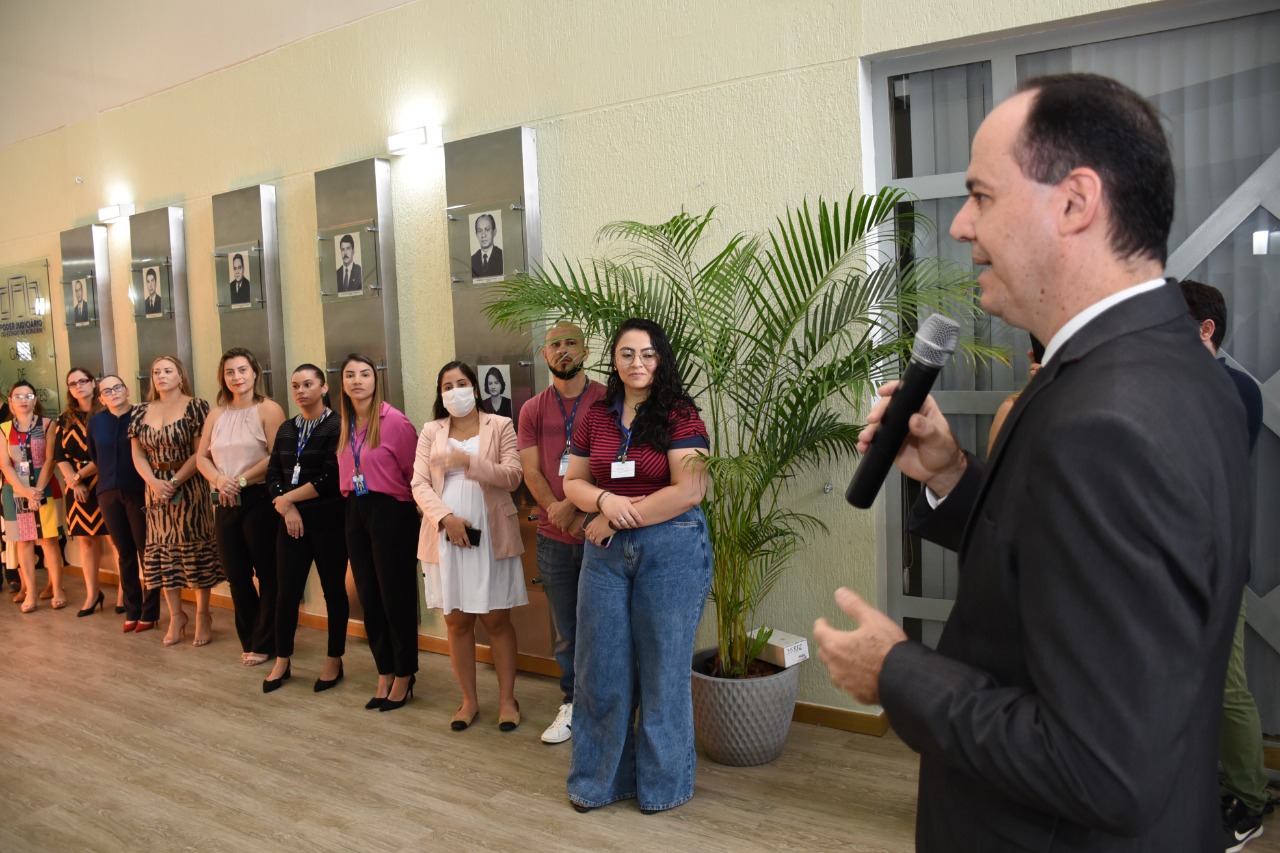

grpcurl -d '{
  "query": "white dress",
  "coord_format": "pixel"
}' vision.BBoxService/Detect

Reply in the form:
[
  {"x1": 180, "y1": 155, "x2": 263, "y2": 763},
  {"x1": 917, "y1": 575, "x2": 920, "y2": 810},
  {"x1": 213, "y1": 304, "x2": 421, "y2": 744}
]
[{"x1": 421, "y1": 436, "x2": 529, "y2": 614}]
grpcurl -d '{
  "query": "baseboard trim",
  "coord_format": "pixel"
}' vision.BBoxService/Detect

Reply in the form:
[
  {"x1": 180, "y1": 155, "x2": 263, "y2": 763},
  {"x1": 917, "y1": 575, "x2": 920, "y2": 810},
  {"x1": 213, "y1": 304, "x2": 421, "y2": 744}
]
[{"x1": 793, "y1": 702, "x2": 889, "y2": 736}]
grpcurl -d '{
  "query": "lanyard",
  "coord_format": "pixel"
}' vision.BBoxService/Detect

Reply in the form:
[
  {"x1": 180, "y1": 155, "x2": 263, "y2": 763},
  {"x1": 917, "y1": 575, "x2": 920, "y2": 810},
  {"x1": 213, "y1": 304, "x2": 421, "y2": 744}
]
[
  {"x1": 350, "y1": 419, "x2": 368, "y2": 475},
  {"x1": 615, "y1": 420, "x2": 632, "y2": 462},
  {"x1": 296, "y1": 410, "x2": 328, "y2": 464},
  {"x1": 552, "y1": 387, "x2": 584, "y2": 452}
]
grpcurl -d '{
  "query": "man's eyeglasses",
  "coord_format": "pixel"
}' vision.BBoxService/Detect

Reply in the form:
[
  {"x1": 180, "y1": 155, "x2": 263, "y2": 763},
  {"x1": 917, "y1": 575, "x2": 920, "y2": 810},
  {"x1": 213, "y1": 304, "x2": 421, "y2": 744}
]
[
  {"x1": 99, "y1": 384, "x2": 126, "y2": 396},
  {"x1": 615, "y1": 349, "x2": 658, "y2": 365},
  {"x1": 9, "y1": 393, "x2": 36, "y2": 401},
  {"x1": 68, "y1": 378, "x2": 95, "y2": 388}
]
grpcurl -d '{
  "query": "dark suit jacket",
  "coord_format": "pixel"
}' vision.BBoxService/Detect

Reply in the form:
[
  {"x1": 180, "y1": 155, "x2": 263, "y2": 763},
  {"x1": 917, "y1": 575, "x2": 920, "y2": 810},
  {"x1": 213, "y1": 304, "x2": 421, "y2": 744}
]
[
  {"x1": 879, "y1": 283, "x2": 1251, "y2": 851},
  {"x1": 480, "y1": 396, "x2": 512, "y2": 420},
  {"x1": 73, "y1": 302, "x2": 89, "y2": 322},
  {"x1": 143, "y1": 294, "x2": 162, "y2": 316},
  {"x1": 471, "y1": 245, "x2": 504, "y2": 278},
  {"x1": 229, "y1": 277, "x2": 252, "y2": 305},
  {"x1": 337, "y1": 263, "x2": 362, "y2": 293}
]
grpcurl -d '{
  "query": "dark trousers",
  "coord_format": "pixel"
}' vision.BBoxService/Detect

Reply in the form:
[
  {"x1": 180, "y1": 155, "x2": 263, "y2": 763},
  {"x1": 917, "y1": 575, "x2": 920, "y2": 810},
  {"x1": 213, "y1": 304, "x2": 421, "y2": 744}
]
[
  {"x1": 276, "y1": 500, "x2": 350, "y2": 658},
  {"x1": 98, "y1": 489, "x2": 160, "y2": 622},
  {"x1": 215, "y1": 484, "x2": 279, "y2": 655},
  {"x1": 345, "y1": 492, "x2": 419, "y2": 677}
]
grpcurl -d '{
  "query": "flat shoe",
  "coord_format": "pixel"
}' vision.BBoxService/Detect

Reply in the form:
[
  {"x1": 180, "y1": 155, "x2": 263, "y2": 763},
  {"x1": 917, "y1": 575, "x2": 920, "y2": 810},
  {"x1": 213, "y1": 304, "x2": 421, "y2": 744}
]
[
  {"x1": 20, "y1": 599, "x2": 36, "y2": 613},
  {"x1": 498, "y1": 700, "x2": 521, "y2": 732},
  {"x1": 570, "y1": 801, "x2": 594, "y2": 813},
  {"x1": 450, "y1": 709, "x2": 478, "y2": 731},
  {"x1": 50, "y1": 594, "x2": 67, "y2": 610}
]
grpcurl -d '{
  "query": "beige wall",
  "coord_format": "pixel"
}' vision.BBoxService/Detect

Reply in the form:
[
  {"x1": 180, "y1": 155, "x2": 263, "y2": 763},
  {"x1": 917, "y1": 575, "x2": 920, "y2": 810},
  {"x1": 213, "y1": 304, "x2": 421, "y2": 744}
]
[{"x1": 0, "y1": 0, "x2": 1151, "y2": 713}]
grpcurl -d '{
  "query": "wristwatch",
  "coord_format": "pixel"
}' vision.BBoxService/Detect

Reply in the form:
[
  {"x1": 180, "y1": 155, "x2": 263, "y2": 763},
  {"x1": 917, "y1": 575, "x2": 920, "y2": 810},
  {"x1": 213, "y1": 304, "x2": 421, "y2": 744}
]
[{"x1": 238, "y1": 476, "x2": 248, "y2": 488}]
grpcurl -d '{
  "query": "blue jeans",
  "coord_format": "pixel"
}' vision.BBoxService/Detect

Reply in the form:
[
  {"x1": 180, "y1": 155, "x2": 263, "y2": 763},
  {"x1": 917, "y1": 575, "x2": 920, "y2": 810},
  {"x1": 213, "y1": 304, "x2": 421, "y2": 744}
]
[
  {"x1": 537, "y1": 533, "x2": 585, "y2": 703},
  {"x1": 568, "y1": 507, "x2": 712, "y2": 812}
]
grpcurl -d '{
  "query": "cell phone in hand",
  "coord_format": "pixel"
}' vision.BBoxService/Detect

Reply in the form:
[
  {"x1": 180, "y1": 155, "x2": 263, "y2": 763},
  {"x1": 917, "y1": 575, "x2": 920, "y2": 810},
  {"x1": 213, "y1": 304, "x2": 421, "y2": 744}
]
[{"x1": 465, "y1": 526, "x2": 482, "y2": 547}]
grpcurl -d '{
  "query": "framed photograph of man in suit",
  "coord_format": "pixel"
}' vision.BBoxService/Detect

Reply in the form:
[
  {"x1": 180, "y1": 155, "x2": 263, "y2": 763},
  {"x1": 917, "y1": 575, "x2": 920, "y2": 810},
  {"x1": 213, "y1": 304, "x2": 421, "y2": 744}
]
[
  {"x1": 335, "y1": 233, "x2": 363, "y2": 297},
  {"x1": 227, "y1": 250, "x2": 253, "y2": 309},
  {"x1": 67, "y1": 278, "x2": 93, "y2": 327},
  {"x1": 469, "y1": 210, "x2": 505, "y2": 283},
  {"x1": 142, "y1": 266, "x2": 164, "y2": 318}
]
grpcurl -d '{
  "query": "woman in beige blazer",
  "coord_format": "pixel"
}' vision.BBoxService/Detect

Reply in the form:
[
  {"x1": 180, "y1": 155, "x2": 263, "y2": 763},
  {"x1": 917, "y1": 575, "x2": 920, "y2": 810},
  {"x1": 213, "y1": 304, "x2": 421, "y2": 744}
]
[{"x1": 412, "y1": 360, "x2": 526, "y2": 732}]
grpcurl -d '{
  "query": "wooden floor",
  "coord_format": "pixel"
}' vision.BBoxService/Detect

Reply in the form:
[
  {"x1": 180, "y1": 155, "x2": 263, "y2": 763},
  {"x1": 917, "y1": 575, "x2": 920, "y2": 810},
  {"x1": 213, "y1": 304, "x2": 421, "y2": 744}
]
[{"x1": 1, "y1": 575, "x2": 1276, "y2": 852}]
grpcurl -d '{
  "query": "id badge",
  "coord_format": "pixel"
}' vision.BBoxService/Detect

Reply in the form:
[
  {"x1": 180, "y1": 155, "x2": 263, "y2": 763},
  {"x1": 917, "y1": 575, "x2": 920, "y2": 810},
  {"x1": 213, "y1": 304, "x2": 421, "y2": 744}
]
[
  {"x1": 611, "y1": 460, "x2": 636, "y2": 479},
  {"x1": 353, "y1": 473, "x2": 369, "y2": 496},
  {"x1": 558, "y1": 453, "x2": 570, "y2": 477},
  {"x1": 17, "y1": 460, "x2": 29, "y2": 478},
  {"x1": 291, "y1": 464, "x2": 301, "y2": 486}
]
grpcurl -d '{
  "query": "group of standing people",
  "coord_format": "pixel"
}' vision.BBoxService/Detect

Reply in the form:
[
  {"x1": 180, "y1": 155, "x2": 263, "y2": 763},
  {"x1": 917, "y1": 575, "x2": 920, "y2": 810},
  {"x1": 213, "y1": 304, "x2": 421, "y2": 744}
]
[{"x1": 6, "y1": 314, "x2": 716, "y2": 815}]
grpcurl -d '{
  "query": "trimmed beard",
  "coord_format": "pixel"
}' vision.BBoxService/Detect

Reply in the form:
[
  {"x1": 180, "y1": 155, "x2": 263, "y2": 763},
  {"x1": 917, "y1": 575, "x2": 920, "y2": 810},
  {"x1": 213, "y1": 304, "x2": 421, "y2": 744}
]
[{"x1": 548, "y1": 362, "x2": 583, "y2": 381}]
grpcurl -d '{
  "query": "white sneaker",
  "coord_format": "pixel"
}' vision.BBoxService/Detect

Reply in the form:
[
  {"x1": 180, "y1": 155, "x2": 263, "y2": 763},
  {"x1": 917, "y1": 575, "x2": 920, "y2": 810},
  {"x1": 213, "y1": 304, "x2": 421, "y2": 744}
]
[{"x1": 541, "y1": 702, "x2": 573, "y2": 744}]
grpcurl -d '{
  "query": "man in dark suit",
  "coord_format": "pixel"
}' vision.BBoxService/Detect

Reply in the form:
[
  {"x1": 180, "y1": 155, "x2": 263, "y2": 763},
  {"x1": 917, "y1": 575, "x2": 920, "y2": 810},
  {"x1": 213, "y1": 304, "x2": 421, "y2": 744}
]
[
  {"x1": 229, "y1": 252, "x2": 252, "y2": 307},
  {"x1": 336, "y1": 234, "x2": 362, "y2": 293},
  {"x1": 143, "y1": 268, "x2": 162, "y2": 317},
  {"x1": 71, "y1": 279, "x2": 90, "y2": 324},
  {"x1": 470, "y1": 213, "x2": 503, "y2": 278},
  {"x1": 814, "y1": 74, "x2": 1251, "y2": 851}
]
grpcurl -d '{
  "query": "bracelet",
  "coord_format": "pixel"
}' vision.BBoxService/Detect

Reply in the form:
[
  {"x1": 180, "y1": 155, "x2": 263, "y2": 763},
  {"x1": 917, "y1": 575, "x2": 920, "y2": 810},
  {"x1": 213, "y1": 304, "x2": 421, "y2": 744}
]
[{"x1": 596, "y1": 490, "x2": 611, "y2": 511}]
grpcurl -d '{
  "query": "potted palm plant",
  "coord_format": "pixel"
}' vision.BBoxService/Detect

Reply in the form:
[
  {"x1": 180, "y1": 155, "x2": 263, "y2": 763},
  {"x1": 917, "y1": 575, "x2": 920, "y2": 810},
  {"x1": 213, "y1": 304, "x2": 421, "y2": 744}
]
[{"x1": 486, "y1": 187, "x2": 983, "y2": 765}]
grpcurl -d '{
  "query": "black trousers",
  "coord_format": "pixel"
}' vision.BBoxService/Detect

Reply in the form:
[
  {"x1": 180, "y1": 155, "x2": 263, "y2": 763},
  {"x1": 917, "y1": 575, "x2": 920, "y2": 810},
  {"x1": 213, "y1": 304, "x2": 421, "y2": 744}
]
[
  {"x1": 345, "y1": 492, "x2": 419, "y2": 677},
  {"x1": 276, "y1": 500, "x2": 350, "y2": 658},
  {"x1": 214, "y1": 484, "x2": 279, "y2": 655},
  {"x1": 98, "y1": 489, "x2": 160, "y2": 622}
]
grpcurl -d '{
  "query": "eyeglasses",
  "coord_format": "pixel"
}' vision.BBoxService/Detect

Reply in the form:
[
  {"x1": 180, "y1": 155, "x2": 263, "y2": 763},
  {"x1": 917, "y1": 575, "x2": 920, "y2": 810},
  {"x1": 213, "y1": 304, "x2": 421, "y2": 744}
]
[
  {"x1": 615, "y1": 349, "x2": 658, "y2": 365},
  {"x1": 68, "y1": 378, "x2": 95, "y2": 388},
  {"x1": 10, "y1": 393, "x2": 35, "y2": 401},
  {"x1": 99, "y1": 384, "x2": 126, "y2": 396}
]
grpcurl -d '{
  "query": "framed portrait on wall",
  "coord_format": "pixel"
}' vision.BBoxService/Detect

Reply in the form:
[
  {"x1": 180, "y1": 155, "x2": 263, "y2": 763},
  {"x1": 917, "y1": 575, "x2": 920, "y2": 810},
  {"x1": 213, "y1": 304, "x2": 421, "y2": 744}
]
[
  {"x1": 477, "y1": 363, "x2": 513, "y2": 419},
  {"x1": 469, "y1": 210, "x2": 505, "y2": 283},
  {"x1": 228, "y1": 250, "x2": 253, "y2": 309},
  {"x1": 142, "y1": 266, "x2": 164, "y2": 318},
  {"x1": 335, "y1": 233, "x2": 363, "y2": 296},
  {"x1": 67, "y1": 278, "x2": 93, "y2": 327}
]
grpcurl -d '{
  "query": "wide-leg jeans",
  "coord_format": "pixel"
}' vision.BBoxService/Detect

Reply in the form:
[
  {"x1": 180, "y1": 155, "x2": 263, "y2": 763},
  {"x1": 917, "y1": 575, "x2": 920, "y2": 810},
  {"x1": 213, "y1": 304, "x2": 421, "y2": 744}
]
[{"x1": 568, "y1": 506, "x2": 712, "y2": 812}]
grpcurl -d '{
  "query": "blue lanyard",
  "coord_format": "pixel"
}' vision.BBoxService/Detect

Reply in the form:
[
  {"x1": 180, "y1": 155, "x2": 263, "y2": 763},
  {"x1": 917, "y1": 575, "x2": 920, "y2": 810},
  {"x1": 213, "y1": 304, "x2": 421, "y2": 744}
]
[
  {"x1": 616, "y1": 421, "x2": 632, "y2": 462},
  {"x1": 296, "y1": 410, "x2": 328, "y2": 464},
  {"x1": 552, "y1": 387, "x2": 584, "y2": 452},
  {"x1": 350, "y1": 420, "x2": 368, "y2": 475}
]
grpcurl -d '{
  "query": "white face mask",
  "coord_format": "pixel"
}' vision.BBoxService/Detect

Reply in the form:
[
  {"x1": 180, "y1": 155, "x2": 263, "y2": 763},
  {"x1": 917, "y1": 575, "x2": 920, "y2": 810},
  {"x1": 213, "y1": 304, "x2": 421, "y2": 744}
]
[{"x1": 443, "y1": 387, "x2": 476, "y2": 418}]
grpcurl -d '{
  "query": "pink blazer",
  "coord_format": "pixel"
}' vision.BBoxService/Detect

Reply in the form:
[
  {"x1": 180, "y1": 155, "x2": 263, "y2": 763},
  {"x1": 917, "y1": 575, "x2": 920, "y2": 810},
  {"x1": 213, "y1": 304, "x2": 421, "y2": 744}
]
[{"x1": 411, "y1": 412, "x2": 524, "y2": 564}]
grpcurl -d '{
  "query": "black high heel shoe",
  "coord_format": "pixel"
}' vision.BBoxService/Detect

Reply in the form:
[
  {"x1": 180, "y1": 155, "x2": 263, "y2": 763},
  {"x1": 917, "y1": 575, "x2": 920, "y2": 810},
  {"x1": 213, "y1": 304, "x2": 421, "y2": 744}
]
[
  {"x1": 77, "y1": 590, "x2": 105, "y2": 618},
  {"x1": 114, "y1": 605, "x2": 127, "y2": 615},
  {"x1": 314, "y1": 662, "x2": 344, "y2": 693},
  {"x1": 262, "y1": 663, "x2": 291, "y2": 693},
  {"x1": 379, "y1": 675, "x2": 415, "y2": 712}
]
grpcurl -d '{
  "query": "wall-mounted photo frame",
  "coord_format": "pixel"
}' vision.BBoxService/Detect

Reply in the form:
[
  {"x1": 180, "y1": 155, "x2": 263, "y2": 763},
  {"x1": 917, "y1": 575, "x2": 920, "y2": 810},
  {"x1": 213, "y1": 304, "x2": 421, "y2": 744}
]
[
  {"x1": 335, "y1": 232, "x2": 364, "y2": 297},
  {"x1": 477, "y1": 363, "x2": 513, "y2": 419},
  {"x1": 316, "y1": 223, "x2": 378, "y2": 303},
  {"x1": 214, "y1": 245, "x2": 262, "y2": 312},
  {"x1": 66, "y1": 277, "x2": 94, "y2": 327},
  {"x1": 469, "y1": 210, "x2": 505, "y2": 283},
  {"x1": 135, "y1": 265, "x2": 169, "y2": 319}
]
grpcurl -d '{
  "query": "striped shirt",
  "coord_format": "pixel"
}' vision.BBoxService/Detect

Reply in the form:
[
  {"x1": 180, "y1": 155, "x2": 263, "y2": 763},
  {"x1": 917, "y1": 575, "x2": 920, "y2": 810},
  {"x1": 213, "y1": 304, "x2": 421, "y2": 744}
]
[{"x1": 570, "y1": 397, "x2": 708, "y2": 497}]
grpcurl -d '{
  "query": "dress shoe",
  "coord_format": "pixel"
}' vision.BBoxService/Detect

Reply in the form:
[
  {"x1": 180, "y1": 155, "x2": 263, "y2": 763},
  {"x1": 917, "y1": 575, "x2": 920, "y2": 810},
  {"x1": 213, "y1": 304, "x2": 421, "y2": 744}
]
[
  {"x1": 133, "y1": 621, "x2": 156, "y2": 633},
  {"x1": 50, "y1": 592, "x2": 67, "y2": 610},
  {"x1": 313, "y1": 662, "x2": 344, "y2": 693},
  {"x1": 20, "y1": 599, "x2": 36, "y2": 613},
  {"x1": 192, "y1": 612, "x2": 212, "y2": 647},
  {"x1": 450, "y1": 709, "x2": 479, "y2": 731},
  {"x1": 498, "y1": 700, "x2": 521, "y2": 732},
  {"x1": 262, "y1": 663, "x2": 291, "y2": 693},
  {"x1": 77, "y1": 590, "x2": 105, "y2": 617},
  {"x1": 364, "y1": 695, "x2": 389, "y2": 710},
  {"x1": 114, "y1": 605, "x2": 127, "y2": 615},
  {"x1": 123, "y1": 620, "x2": 138, "y2": 633},
  {"x1": 379, "y1": 675, "x2": 415, "y2": 712},
  {"x1": 163, "y1": 613, "x2": 188, "y2": 646}
]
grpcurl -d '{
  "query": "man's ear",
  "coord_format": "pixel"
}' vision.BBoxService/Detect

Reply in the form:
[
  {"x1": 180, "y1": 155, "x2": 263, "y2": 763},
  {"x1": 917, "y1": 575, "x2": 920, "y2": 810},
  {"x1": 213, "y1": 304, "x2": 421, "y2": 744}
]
[
  {"x1": 1058, "y1": 166, "x2": 1103, "y2": 237},
  {"x1": 1199, "y1": 318, "x2": 1216, "y2": 344}
]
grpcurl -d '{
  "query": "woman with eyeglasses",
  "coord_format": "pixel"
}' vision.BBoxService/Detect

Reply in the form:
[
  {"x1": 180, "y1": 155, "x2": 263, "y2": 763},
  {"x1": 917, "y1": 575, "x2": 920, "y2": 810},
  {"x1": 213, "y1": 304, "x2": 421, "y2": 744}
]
[
  {"x1": 88, "y1": 376, "x2": 160, "y2": 631},
  {"x1": 130, "y1": 356, "x2": 222, "y2": 644},
  {"x1": 1, "y1": 380, "x2": 68, "y2": 613},
  {"x1": 54, "y1": 367, "x2": 110, "y2": 617},
  {"x1": 262, "y1": 364, "x2": 348, "y2": 693},
  {"x1": 562, "y1": 318, "x2": 711, "y2": 815},
  {"x1": 412, "y1": 361, "x2": 526, "y2": 732},
  {"x1": 337, "y1": 354, "x2": 420, "y2": 711},
  {"x1": 196, "y1": 348, "x2": 285, "y2": 669}
]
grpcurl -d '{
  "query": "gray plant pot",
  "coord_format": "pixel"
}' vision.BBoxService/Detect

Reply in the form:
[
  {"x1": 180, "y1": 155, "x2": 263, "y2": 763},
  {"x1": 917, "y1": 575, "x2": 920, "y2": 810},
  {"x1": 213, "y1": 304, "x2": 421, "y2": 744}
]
[{"x1": 690, "y1": 647, "x2": 801, "y2": 766}]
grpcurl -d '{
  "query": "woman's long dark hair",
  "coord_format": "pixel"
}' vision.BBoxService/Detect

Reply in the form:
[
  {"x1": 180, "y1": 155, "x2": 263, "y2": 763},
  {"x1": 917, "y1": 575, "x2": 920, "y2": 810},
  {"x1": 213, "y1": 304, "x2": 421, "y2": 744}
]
[
  {"x1": 603, "y1": 318, "x2": 696, "y2": 452},
  {"x1": 216, "y1": 347, "x2": 266, "y2": 406},
  {"x1": 58, "y1": 366, "x2": 102, "y2": 430},
  {"x1": 433, "y1": 361, "x2": 481, "y2": 420}
]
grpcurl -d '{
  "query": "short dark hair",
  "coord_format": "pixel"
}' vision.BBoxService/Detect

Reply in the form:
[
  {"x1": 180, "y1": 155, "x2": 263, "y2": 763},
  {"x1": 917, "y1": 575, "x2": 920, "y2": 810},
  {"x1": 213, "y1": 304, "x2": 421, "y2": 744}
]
[
  {"x1": 340, "y1": 234, "x2": 355, "y2": 250},
  {"x1": 232, "y1": 253, "x2": 244, "y2": 266},
  {"x1": 475, "y1": 213, "x2": 496, "y2": 233},
  {"x1": 145, "y1": 268, "x2": 158, "y2": 281},
  {"x1": 1016, "y1": 73, "x2": 1174, "y2": 265},
  {"x1": 434, "y1": 361, "x2": 481, "y2": 420},
  {"x1": 1179, "y1": 279, "x2": 1227, "y2": 350},
  {"x1": 483, "y1": 366, "x2": 506, "y2": 395}
]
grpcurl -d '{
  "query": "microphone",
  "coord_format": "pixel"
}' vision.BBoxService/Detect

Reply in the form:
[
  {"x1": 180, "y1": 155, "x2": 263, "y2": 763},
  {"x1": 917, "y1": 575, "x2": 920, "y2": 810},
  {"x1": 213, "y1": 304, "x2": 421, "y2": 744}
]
[{"x1": 846, "y1": 313, "x2": 961, "y2": 509}]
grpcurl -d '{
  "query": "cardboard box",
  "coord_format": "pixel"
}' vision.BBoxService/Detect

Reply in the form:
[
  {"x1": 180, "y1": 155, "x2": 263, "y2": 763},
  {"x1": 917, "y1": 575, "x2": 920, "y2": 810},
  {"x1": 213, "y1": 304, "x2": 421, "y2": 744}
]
[{"x1": 750, "y1": 627, "x2": 810, "y2": 669}]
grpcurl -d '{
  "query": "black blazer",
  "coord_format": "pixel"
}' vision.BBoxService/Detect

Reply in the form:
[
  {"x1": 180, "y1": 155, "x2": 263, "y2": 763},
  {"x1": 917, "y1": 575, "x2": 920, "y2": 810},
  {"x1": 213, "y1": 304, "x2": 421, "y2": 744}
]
[
  {"x1": 229, "y1": 277, "x2": 252, "y2": 305},
  {"x1": 143, "y1": 294, "x2": 162, "y2": 315},
  {"x1": 471, "y1": 245, "x2": 504, "y2": 278},
  {"x1": 336, "y1": 263, "x2": 362, "y2": 293},
  {"x1": 879, "y1": 283, "x2": 1251, "y2": 851},
  {"x1": 73, "y1": 302, "x2": 89, "y2": 322}
]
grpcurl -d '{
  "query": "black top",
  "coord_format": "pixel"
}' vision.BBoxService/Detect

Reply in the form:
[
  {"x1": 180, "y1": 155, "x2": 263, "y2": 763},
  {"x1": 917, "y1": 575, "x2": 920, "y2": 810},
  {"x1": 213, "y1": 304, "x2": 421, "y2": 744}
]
[
  {"x1": 87, "y1": 407, "x2": 146, "y2": 493},
  {"x1": 1222, "y1": 359, "x2": 1263, "y2": 453},
  {"x1": 266, "y1": 410, "x2": 341, "y2": 509}
]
